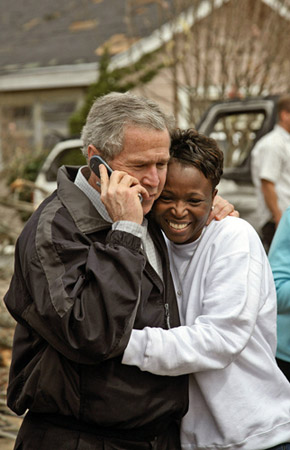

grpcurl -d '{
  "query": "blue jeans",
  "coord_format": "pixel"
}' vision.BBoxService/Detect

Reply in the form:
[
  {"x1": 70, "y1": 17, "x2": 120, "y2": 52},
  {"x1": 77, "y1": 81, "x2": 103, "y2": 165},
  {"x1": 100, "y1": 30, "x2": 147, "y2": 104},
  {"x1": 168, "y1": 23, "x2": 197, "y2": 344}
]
[{"x1": 267, "y1": 445, "x2": 290, "y2": 450}]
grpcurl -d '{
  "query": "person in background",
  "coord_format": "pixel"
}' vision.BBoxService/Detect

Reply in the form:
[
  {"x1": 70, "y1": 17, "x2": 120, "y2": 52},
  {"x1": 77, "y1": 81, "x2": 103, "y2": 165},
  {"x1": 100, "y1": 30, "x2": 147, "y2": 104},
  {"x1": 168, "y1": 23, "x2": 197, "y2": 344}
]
[
  {"x1": 4, "y1": 92, "x2": 236, "y2": 450},
  {"x1": 123, "y1": 128, "x2": 290, "y2": 450},
  {"x1": 269, "y1": 206, "x2": 290, "y2": 382},
  {"x1": 251, "y1": 94, "x2": 290, "y2": 252}
]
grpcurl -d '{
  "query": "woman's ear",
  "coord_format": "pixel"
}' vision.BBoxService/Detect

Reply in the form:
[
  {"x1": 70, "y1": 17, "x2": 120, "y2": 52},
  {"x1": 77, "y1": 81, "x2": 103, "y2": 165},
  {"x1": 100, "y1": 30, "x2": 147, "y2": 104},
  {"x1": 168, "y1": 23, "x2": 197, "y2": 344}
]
[{"x1": 212, "y1": 188, "x2": 218, "y2": 202}]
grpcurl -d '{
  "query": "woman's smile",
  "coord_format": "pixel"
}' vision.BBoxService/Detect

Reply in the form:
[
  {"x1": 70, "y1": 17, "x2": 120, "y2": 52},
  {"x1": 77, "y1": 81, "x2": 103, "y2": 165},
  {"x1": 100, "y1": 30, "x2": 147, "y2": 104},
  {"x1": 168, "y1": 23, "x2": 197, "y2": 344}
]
[
  {"x1": 167, "y1": 220, "x2": 191, "y2": 231},
  {"x1": 153, "y1": 160, "x2": 216, "y2": 245}
]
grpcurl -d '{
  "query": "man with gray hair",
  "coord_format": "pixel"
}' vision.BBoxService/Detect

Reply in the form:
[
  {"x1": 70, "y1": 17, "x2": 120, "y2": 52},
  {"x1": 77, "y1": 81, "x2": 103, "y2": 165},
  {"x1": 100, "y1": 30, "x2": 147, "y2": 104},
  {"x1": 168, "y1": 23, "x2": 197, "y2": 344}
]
[{"x1": 4, "y1": 92, "x2": 234, "y2": 449}]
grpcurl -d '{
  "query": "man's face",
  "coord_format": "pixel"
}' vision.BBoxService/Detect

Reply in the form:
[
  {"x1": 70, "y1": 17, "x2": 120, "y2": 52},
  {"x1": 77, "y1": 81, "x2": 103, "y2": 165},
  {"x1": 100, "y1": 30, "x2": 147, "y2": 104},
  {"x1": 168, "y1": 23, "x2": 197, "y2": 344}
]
[
  {"x1": 108, "y1": 126, "x2": 170, "y2": 215},
  {"x1": 283, "y1": 110, "x2": 290, "y2": 133}
]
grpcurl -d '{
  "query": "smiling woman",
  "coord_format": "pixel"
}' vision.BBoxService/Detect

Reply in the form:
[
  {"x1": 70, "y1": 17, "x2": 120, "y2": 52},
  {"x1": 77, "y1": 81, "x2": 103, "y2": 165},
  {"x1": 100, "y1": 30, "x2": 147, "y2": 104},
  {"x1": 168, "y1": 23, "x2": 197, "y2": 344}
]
[
  {"x1": 153, "y1": 128, "x2": 223, "y2": 245},
  {"x1": 153, "y1": 163, "x2": 215, "y2": 244},
  {"x1": 123, "y1": 128, "x2": 290, "y2": 450}
]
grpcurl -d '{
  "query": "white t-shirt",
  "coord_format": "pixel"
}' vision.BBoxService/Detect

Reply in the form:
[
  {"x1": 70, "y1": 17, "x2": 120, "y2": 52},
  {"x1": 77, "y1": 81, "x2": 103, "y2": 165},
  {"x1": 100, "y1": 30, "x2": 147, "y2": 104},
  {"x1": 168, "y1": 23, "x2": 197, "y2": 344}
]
[
  {"x1": 251, "y1": 124, "x2": 290, "y2": 228},
  {"x1": 123, "y1": 217, "x2": 290, "y2": 450}
]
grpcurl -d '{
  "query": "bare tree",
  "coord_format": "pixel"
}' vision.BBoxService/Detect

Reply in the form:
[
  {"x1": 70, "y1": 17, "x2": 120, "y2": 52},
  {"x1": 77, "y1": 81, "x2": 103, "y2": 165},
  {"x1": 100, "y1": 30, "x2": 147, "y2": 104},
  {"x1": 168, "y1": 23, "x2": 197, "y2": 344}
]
[{"x1": 127, "y1": 0, "x2": 290, "y2": 126}]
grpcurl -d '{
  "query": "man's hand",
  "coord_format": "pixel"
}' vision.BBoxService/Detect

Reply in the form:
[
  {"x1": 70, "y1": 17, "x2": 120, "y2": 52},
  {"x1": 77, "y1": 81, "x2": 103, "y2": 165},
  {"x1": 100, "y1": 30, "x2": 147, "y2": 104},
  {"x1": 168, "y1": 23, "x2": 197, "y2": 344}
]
[
  {"x1": 99, "y1": 164, "x2": 148, "y2": 224},
  {"x1": 206, "y1": 195, "x2": 239, "y2": 225}
]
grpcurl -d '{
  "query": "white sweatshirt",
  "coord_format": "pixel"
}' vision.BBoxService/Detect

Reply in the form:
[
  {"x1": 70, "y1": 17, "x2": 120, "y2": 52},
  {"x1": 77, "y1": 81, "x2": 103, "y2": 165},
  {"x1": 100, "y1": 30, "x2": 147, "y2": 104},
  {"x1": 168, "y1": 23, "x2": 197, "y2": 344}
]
[{"x1": 123, "y1": 217, "x2": 290, "y2": 450}]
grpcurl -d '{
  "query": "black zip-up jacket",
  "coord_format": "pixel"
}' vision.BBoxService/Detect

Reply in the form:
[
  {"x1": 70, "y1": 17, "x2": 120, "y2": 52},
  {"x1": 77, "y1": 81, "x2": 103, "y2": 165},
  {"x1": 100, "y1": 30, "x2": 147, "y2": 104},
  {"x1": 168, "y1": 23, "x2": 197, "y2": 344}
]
[{"x1": 4, "y1": 166, "x2": 188, "y2": 439}]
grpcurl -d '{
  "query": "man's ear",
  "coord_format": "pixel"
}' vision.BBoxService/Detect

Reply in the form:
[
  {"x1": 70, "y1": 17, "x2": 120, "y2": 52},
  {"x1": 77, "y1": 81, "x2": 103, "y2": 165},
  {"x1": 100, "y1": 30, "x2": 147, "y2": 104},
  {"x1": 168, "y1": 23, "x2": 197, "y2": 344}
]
[
  {"x1": 87, "y1": 145, "x2": 100, "y2": 160},
  {"x1": 280, "y1": 109, "x2": 287, "y2": 122}
]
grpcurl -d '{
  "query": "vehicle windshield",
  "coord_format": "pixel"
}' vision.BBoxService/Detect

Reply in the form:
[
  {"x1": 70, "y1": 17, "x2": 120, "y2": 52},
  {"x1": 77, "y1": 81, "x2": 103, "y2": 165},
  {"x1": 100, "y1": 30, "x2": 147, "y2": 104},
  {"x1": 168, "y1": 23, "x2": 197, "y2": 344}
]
[{"x1": 208, "y1": 111, "x2": 266, "y2": 168}]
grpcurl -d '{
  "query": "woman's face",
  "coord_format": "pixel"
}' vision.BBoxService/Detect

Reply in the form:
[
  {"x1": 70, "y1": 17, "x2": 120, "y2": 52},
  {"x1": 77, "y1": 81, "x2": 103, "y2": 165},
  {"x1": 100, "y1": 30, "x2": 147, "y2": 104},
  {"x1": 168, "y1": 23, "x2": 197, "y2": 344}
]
[{"x1": 153, "y1": 160, "x2": 217, "y2": 245}]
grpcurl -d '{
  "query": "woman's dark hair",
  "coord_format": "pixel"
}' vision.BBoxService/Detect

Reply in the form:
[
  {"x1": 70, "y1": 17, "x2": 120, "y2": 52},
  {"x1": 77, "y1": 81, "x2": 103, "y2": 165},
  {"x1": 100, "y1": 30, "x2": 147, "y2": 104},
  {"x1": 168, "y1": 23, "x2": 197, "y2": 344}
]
[{"x1": 170, "y1": 128, "x2": 224, "y2": 189}]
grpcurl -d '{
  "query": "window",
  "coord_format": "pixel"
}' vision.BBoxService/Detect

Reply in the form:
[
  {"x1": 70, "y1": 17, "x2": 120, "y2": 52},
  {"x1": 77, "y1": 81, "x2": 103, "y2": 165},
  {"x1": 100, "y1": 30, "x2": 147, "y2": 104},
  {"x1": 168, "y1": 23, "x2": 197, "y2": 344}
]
[
  {"x1": 208, "y1": 112, "x2": 265, "y2": 168},
  {"x1": 42, "y1": 101, "x2": 77, "y2": 147},
  {"x1": 0, "y1": 105, "x2": 33, "y2": 163}
]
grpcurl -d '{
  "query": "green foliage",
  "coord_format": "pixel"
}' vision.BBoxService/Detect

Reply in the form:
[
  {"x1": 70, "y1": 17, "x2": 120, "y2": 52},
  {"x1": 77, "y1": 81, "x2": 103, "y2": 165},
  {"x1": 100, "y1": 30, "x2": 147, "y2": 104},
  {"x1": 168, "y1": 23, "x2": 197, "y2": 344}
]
[
  {"x1": 69, "y1": 48, "x2": 163, "y2": 136},
  {"x1": 22, "y1": 154, "x2": 47, "y2": 182},
  {"x1": 6, "y1": 151, "x2": 48, "y2": 187},
  {"x1": 4, "y1": 149, "x2": 48, "y2": 218},
  {"x1": 56, "y1": 148, "x2": 86, "y2": 167}
]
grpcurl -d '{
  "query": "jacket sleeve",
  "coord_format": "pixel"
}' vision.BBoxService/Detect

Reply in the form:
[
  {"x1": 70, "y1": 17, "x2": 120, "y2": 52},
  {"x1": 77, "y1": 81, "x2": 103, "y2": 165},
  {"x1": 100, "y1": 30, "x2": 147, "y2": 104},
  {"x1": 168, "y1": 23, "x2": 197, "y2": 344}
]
[
  {"x1": 122, "y1": 220, "x2": 277, "y2": 375},
  {"x1": 5, "y1": 221, "x2": 146, "y2": 365},
  {"x1": 269, "y1": 207, "x2": 290, "y2": 313}
]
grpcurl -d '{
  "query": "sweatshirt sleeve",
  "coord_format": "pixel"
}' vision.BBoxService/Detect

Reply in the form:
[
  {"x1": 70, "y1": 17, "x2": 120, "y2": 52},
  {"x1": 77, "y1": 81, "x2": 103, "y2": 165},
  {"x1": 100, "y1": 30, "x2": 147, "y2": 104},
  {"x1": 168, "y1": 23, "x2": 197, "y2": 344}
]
[{"x1": 123, "y1": 219, "x2": 276, "y2": 376}]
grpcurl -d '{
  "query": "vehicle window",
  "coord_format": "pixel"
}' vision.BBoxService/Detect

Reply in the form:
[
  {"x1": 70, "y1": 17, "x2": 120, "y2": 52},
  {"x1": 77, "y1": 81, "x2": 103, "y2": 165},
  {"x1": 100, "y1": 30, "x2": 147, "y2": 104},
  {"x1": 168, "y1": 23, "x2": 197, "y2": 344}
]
[
  {"x1": 1, "y1": 105, "x2": 34, "y2": 158},
  {"x1": 209, "y1": 111, "x2": 265, "y2": 168},
  {"x1": 46, "y1": 147, "x2": 86, "y2": 182}
]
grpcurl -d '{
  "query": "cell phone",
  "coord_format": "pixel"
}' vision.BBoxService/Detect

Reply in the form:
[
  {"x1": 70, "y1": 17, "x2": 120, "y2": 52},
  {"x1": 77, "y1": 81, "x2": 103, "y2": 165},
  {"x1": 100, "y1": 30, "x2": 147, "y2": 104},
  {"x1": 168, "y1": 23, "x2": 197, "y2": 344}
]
[
  {"x1": 90, "y1": 155, "x2": 113, "y2": 178},
  {"x1": 89, "y1": 154, "x2": 143, "y2": 203}
]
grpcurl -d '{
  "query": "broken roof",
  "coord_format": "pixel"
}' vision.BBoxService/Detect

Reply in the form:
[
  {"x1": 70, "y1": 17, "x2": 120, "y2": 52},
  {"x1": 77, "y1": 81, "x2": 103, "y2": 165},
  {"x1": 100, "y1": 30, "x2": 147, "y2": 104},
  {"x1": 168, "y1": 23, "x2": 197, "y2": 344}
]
[{"x1": 0, "y1": 0, "x2": 172, "y2": 75}]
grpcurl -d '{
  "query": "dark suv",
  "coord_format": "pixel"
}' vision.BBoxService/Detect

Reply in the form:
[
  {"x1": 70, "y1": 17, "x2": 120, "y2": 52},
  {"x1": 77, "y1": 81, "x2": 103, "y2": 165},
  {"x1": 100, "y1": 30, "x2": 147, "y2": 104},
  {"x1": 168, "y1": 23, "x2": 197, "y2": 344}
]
[{"x1": 197, "y1": 95, "x2": 278, "y2": 229}]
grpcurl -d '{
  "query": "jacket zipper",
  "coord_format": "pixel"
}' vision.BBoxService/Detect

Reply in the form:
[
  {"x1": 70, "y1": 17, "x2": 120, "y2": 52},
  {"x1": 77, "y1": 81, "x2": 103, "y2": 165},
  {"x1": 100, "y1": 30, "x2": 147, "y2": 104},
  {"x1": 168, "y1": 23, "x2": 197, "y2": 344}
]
[{"x1": 164, "y1": 303, "x2": 171, "y2": 329}]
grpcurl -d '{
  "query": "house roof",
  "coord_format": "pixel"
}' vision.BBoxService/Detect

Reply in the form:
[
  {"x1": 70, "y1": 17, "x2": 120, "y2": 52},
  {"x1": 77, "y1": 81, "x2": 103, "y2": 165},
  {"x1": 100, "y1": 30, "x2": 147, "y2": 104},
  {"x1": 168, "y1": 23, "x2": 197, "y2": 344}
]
[
  {"x1": 1, "y1": 0, "x2": 289, "y2": 92},
  {"x1": 0, "y1": 0, "x2": 169, "y2": 74},
  {"x1": 0, "y1": 0, "x2": 178, "y2": 91}
]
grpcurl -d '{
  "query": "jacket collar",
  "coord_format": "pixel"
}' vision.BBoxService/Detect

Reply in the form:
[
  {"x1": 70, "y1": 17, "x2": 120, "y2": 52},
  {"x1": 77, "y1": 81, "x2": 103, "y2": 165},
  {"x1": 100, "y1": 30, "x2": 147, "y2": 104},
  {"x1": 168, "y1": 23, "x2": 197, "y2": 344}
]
[{"x1": 57, "y1": 165, "x2": 111, "y2": 234}]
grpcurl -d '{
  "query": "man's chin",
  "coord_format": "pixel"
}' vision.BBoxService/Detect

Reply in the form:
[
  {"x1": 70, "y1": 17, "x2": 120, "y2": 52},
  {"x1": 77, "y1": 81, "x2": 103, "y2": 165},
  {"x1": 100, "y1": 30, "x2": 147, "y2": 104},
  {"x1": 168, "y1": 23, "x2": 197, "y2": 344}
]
[{"x1": 142, "y1": 199, "x2": 155, "y2": 216}]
